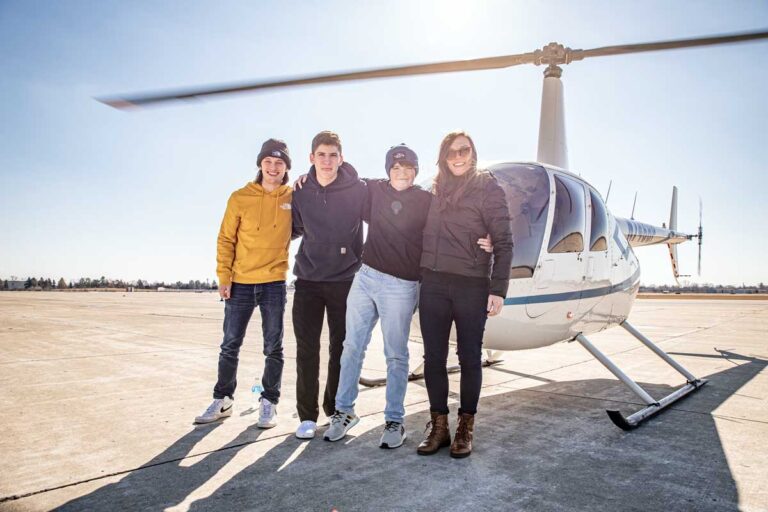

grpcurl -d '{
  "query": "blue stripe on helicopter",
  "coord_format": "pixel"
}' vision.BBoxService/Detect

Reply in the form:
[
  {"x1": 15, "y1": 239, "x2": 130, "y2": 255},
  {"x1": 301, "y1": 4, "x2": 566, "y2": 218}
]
[{"x1": 503, "y1": 269, "x2": 641, "y2": 306}]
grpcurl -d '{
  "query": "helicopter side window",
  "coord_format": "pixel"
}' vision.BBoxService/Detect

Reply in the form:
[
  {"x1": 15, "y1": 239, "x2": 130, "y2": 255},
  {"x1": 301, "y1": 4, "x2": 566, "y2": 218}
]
[
  {"x1": 548, "y1": 175, "x2": 585, "y2": 253},
  {"x1": 589, "y1": 190, "x2": 608, "y2": 251},
  {"x1": 488, "y1": 164, "x2": 550, "y2": 279}
]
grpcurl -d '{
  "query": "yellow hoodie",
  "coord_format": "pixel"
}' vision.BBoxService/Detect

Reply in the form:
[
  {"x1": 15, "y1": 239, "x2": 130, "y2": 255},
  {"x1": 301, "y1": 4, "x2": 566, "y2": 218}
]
[{"x1": 217, "y1": 182, "x2": 292, "y2": 286}]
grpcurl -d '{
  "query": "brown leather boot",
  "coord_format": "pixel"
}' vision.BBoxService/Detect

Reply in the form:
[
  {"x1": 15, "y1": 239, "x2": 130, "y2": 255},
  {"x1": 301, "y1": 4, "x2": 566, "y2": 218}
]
[
  {"x1": 416, "y1": 412, "x2": 451, "y2": 455},
  {"x1": 450, "y1": 412, "x2": 475, "y2": 458}
]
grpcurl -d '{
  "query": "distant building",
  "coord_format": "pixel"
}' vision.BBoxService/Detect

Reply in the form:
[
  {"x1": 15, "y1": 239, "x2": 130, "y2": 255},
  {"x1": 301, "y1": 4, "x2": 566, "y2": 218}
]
[{"x1": 7, "y1": 281, "x2": 25, "y2": 290}]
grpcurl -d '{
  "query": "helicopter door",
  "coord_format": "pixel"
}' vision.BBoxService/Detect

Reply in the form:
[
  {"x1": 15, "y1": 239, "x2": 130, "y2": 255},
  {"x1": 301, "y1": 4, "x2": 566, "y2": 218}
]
[
  {"x1": 526, "y1": 174, "x2": 587, "y2": 320},
  {"x1": 578, "y1": 189, "x2": 611, "y2": 327},
  {"x1": 489, "y1": 163, "x2": 551, "y2": 281}
]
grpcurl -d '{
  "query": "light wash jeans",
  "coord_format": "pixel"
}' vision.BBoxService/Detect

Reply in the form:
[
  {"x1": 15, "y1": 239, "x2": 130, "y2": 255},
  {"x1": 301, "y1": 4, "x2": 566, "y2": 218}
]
[{"x1": 335, "y1": 264, "x2": 418, "y2": 423}]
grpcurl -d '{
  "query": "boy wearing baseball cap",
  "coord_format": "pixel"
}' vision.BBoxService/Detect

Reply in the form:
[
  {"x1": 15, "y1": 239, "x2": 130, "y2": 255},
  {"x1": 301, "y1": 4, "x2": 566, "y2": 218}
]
[
  {"x1": 195, "y1": 138, "x2": 292, "y2": 428},
  {"x1": 324, "y1": 144, "x2": 432, "y2": 448}
]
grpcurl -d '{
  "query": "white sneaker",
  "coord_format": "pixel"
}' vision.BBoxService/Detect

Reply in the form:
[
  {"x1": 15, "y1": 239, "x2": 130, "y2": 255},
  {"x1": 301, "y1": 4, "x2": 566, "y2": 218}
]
[
  {"x1": 257, "y1": 397, "x2": 277, "y2": 429},
  {"x1": 295, "y1": 420, "x2": 317, "y2": 439},
  {"x1": 194, "y1": 397, "x2": 233, "y2": 424},
  {"x1": 323, "y1": 410, "x2": 360, "y2": 442}
]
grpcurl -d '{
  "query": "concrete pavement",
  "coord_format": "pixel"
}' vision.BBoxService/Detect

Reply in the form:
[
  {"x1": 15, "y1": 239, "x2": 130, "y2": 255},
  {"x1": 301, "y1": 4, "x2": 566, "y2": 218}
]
[{"x1": 0, "y1": 292, "x2": 766, "y2": 511}]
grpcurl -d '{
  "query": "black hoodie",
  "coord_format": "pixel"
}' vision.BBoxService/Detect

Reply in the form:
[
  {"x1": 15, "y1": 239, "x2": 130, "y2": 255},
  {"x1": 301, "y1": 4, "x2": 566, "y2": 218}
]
[
  {"x1": 291, "y1": 162, "x2": 367, "y2": 282},
  {"x1": 361, "y1": 179, "x2": 432, "y2": 281}
]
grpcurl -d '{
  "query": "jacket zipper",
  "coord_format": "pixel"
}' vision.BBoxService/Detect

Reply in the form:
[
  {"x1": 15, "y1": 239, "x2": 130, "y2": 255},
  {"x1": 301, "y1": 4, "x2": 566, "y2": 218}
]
[{"x1": 432, "y1": 211, "x2": 442, "y2": 271}]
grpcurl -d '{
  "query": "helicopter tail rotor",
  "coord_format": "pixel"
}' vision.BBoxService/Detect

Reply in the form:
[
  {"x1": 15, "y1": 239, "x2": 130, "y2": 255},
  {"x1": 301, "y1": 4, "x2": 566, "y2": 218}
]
[{"x1": 697, "y1": 198, "x2": 704, "y2": 276}]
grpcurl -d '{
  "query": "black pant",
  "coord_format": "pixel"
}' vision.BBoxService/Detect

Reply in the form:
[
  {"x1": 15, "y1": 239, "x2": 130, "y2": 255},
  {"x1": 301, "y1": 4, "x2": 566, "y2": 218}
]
[
  {"x1": 293, "y1": 279, "x2": 353, "y2": 422},
  {"x1": 419, "y1": 271, "x2": 489, "y2": 415}
]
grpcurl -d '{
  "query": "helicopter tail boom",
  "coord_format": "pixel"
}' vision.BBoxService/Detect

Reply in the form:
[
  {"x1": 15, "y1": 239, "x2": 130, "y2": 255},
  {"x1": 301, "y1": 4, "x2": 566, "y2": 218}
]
[
  {"x1": 616, "y1": 186, "x2": 702, "y2": 282},
  {"x1": 614, "y1": 217, "x2": 690, "y2": 248},
  {"x1": 616, "y1": 186, "x2": 691, "y2": 247}
]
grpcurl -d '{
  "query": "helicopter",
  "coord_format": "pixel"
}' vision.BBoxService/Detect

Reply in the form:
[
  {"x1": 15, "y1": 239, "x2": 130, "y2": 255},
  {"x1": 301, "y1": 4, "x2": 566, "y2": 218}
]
[{"x1": 99, "y1": 29, "x2": 768, "y2": 429}]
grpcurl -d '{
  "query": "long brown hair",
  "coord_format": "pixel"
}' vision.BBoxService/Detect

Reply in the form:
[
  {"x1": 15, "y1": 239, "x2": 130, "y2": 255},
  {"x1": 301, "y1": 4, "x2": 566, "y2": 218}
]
[{"x1": 433, "y1": 130, "x2": 479, "y2": 197}]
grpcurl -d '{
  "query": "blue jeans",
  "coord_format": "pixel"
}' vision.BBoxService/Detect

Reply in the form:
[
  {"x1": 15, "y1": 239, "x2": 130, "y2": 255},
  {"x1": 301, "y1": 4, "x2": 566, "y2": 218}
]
[
  {"x1": 213, "y1": 281, "x2": 286, "y2": 404},
  {"x1": 335, "y1": 265, "x2": 418, "y2": 423}
]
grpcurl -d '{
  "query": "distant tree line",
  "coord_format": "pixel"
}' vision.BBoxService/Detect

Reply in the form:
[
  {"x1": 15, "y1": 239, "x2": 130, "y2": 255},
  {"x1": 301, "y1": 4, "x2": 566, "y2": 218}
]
[
  {"x1": 2, "y1": 278, "x2": 765, "y2": 294},
  {"x1": 640, "y1": 282, "x2": 767, "y2": 294},
  {"x1": 0, "y1": 277, "x2": 218, "y2": 291}
]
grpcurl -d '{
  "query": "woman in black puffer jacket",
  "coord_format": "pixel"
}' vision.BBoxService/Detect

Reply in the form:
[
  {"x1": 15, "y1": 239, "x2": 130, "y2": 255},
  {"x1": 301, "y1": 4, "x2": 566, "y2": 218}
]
[{"x1": 416, "y1": 131, "x2": 513, "y2": 459}]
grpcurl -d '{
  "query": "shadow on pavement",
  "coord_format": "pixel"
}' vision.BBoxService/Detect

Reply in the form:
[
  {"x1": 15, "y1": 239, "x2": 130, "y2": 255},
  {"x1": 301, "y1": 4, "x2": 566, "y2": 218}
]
[
  {"x1": 56, "y1": 351, "x2": 766, "y2": 511},
  {"x1": 53, "y1": 422, "x2": 264, "y2": 511}
]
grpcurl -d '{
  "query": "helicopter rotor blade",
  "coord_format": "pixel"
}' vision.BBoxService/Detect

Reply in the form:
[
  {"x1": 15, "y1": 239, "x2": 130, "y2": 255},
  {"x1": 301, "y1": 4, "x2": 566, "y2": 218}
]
[
  {"x1": 98, "y1": 52, "x2": 537, "y2": 109},
  {"x1": 98, "y1": 29, "x2": 768, "y2": 110},
  {"x1": 575, "y1": 29, "x2": 768, "y2": 61}
]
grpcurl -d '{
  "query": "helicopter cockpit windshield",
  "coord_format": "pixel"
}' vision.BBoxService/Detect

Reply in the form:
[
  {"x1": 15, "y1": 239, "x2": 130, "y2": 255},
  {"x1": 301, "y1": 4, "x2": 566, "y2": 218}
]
[{"x1": 489, "y1": 163, "x2": 550, "y2": 279}]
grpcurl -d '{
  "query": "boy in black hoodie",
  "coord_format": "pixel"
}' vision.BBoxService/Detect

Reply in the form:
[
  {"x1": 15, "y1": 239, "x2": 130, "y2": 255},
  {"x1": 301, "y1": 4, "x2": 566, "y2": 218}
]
[{"x1": 291, "y1": 131, "x2": 366, "y2": 439}]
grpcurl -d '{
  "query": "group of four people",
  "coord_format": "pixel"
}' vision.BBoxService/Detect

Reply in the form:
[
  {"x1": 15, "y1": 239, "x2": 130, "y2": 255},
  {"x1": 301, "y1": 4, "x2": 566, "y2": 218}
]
[{"x1": 195, "y1": 130, "x2": 512, "y2": 458}]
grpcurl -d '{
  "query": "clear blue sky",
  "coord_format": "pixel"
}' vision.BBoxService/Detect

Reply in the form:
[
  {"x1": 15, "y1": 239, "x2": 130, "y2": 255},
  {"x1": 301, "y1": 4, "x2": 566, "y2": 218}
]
[{"x1": 1, "y1": 0, "x2": 766, "y2": 286}]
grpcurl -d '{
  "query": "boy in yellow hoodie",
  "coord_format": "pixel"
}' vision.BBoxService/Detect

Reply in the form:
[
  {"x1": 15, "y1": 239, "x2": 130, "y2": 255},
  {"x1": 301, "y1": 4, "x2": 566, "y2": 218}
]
[{"x1": 195, "y1": 139, "x2": 292, "y2": 427}]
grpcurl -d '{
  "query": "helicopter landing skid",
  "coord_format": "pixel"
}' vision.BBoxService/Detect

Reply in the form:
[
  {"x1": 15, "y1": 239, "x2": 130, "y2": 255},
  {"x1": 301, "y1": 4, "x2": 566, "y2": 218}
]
[
  {"x1": 575, "y1": 321, "x2": 707, "y2": 430},
  {"x1": 359, "y1": 352, "x2": 504, "y2": 388}
]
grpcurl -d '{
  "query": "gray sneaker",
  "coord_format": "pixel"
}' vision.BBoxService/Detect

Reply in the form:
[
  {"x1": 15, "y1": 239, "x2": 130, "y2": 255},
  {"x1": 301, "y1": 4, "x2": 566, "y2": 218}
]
[
  {"x1": 324, "y1": 410, "x2": 360, "y2": 442},
  {"x1": 379, "y1": 421, "x2": 406, "y2": 449}
]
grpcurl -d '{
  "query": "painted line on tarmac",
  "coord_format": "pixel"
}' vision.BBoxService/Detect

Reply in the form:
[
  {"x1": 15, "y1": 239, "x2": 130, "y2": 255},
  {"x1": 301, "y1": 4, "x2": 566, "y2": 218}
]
[{"x1": 0, "y1": 402, "x2": 427, "y2": 504}]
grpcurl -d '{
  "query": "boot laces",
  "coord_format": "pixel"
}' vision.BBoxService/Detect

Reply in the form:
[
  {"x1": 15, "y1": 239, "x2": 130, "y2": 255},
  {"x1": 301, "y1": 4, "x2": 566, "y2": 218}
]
[{"x1": 457, "y1": 417, "x2": 470, "y2": 437}]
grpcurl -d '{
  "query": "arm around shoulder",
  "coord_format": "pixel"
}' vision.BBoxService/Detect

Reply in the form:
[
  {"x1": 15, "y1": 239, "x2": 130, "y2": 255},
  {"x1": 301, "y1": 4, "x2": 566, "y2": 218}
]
[{"x1": 291, "y1": 193, "x2": 304, "y2": 239}]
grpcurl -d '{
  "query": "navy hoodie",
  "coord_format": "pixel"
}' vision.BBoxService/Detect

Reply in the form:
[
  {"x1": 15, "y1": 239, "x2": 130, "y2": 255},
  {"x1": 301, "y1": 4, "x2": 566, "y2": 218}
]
[{"x1": 291, "y1": 162, "x2": 366, "y2": 282}]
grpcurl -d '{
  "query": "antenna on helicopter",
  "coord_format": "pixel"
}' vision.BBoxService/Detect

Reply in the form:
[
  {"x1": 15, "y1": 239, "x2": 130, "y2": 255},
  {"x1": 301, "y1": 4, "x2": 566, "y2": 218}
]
[
  {"x1": 604, "y1": 180, "x2": 612, "y2": 204},
  {"x1": 630, "y1": 191, "x2": 638, "y2": 219}
]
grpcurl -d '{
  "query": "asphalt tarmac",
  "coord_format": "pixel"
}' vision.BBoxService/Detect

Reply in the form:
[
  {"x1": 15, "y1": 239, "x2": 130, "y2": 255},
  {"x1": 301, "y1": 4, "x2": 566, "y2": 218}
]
[{"x1": 0, "y1": 292, "x2": 766, "y2": 511}]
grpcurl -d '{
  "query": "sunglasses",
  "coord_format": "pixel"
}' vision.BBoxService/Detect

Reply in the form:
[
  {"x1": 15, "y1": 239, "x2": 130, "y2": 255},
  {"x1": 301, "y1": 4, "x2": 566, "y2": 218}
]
[{"x1": 446, "y1": 146, "x2": 472, "y2": 159}]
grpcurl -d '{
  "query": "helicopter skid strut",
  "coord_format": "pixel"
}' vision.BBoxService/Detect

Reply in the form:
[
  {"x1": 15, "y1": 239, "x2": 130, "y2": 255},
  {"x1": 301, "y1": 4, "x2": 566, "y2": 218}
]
[
  {"x1": 359, "y1": 350, "x2": 503, "y2": 388},
  {"x1": 575, "y1": 321, "x2": 707, "y2": 430}
]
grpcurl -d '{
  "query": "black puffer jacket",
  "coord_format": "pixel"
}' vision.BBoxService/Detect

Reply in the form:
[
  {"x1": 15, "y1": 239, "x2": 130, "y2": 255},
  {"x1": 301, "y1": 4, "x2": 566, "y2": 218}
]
[{"x1": 420, "y1": 171, "x2": 513, "y2": 297}]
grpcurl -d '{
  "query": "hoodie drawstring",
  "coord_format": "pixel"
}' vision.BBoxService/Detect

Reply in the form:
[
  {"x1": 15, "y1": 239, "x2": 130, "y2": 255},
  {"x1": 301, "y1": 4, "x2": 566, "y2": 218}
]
[
  {"x1": 257, "y1": 194, "x2": 264, "y2": 231},
  {"x1": 274, "y1": 194, "x2": 279, "y2": 228}
]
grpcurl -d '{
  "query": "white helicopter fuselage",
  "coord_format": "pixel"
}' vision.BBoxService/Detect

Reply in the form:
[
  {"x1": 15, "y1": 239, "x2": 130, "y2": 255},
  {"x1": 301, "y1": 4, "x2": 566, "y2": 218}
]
[
  {"x1": 483, "y1": 164, "x2": 640, "y2": 350},
  {"x1": 448, "y1": 161, "x2": 644, "y2": 352},
  {"x1": 411, "y1": 69, "x2": 692, "y2": 353}
]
